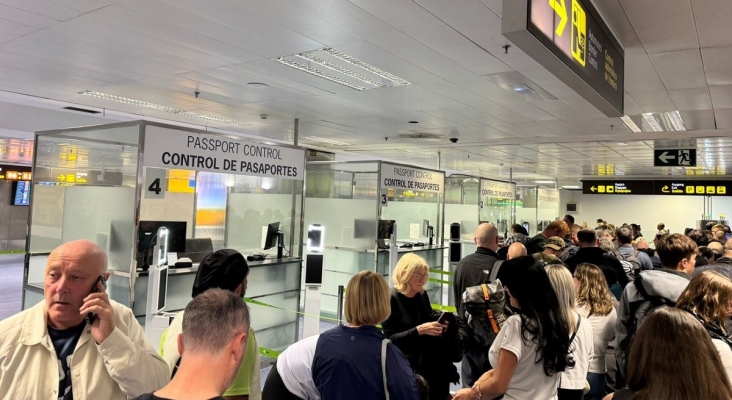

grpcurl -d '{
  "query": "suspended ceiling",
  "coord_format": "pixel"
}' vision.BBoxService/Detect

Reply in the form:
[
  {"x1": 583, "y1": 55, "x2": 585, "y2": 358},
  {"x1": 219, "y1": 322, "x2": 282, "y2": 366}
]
[{"x1": 0, "y1": 0, "x2": 730, "y2": 185}]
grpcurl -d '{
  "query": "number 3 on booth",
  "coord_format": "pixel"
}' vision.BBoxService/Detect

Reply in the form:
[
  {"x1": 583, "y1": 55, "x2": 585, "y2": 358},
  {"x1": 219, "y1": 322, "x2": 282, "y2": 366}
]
[
  {"x1": 380, "y1": 193, "x2": 388, "y2": 207},
  {"x1": 145, "y1": 168, "x2": 166, "y2": 199}
]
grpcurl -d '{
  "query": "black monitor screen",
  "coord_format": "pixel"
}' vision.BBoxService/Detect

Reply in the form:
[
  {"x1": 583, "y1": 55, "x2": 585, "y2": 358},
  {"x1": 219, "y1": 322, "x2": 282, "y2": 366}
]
[
  {"x1": 136, "y1": 221, "x2": 187, "y2": 267},
  {"x1": 12, "y1": 181, "x2": 30, "y2": 206},
  {"x1": 157, "y1": 268, "x2": 168, "y2": 312},
  {"x1": 263, "y1": 221, "x2": 281, "y2": 250},
  {"x1": 305, "y1": 254, "x2": 324, "y2": 285}
]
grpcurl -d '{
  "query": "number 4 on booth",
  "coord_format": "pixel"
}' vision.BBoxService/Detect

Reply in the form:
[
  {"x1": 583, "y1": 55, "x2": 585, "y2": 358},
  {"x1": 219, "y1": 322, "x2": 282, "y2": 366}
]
[{"x1": 145, "y1": 168, "x2": 167, "y2": 199}]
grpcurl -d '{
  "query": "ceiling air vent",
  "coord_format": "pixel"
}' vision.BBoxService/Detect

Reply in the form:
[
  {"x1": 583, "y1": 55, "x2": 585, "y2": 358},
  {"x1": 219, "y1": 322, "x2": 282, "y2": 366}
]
[{"x1": 63, "y1": 106, "x2": 101, "y2": 114}]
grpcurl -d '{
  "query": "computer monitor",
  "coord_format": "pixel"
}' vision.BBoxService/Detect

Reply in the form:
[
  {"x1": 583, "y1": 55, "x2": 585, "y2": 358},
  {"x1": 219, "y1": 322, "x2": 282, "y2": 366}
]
[
  {"x1": 422, "y1": 219, "x2": 431, "y2": 238},
  {"x1": 263, "y1": 221, "x2": 285, "y2": 258},
  {"x1": 136, "y1": 221, "x2": 187, "y2": 269}
]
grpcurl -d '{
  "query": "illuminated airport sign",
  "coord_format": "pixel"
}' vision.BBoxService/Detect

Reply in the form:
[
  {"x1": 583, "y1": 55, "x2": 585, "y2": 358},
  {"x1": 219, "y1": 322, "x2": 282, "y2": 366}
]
[
  {"x1": 582, "y1": 181, "x2": 653, "y2": 195},
  {"x1": 653, "y1": 149, "x2": 696, "y2": 167},
  {"x1": 583, "y1": 180, "x2": 732, "y2": 196},
  {"x1": 503, "y1": 0, "x2": 624, "y2": 117}
]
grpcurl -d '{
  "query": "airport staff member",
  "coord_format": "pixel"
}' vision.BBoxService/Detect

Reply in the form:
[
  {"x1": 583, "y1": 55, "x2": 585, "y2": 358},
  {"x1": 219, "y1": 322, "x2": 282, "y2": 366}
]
[{"x1": 0, "y1": 240, "x2": 169, "y2": 400}]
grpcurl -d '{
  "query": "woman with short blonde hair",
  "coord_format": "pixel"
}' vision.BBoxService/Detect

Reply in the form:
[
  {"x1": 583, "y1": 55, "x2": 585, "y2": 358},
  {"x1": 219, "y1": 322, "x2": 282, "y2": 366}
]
[
  {"x1": 574, "y1": 263, "x2": 617, "y2": 400},
  {"x1": 313, "y1": 271, "x2": 421, "y2": 400},
  {"x1": 676, "y1": 270, "x2": 732, "y2": 382},
  {"x1": 383, "y1": 253, "x2": 459, "y2": 400}
]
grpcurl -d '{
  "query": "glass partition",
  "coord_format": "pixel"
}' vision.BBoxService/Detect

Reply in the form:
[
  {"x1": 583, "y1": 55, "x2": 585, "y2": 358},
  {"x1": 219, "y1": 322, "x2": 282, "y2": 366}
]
[
  {"x1": 537, "y1": 187, "x2": 561, "y2": 231},
  {"x1": 479, "y1": 179, "x2": 516, "y2": 240},
  {"x1": 516, "y1": 187, "x2": 538, "y2": 237}
]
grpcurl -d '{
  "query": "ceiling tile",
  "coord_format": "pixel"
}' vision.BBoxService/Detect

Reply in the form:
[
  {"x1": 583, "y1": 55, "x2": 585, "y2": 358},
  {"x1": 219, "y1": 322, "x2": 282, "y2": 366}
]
[
  {"x1": 619, "y1": 0, "x2": 698, "y2": 54},
  {"x1": 649, "y1": 49, "x2": 706, "y2": 90},
  {"x1": 691, "y1": 0, "x2": 732, "y2": 48},
  {"x1": 629, "y1": 90, "x2": 676, "y2": 113},
  {"x1": 703, "y1": 46, "x2": 732, "y2": 86},
  {"x1": 668, "y1": 88, "x2": 713, "y2": 111},
  {"x1": 625, "y1": 54, "x2": 666, "y2": 92}
]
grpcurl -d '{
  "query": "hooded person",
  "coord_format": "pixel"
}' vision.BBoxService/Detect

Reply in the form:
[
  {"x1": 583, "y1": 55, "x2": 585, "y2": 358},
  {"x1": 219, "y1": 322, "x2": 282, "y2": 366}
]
[{"x1": 160, "y1": 249, "x2": 262, "y2": 400}]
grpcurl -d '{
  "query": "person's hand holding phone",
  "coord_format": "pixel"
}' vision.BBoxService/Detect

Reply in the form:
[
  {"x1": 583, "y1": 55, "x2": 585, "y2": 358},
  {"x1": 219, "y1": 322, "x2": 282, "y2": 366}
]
[
  {"x1": 79, "y1": 276, "x2": 115, "y2": 344},
  {"x1": 416, "y1": 321, "x2": 444, "y2": 336}
]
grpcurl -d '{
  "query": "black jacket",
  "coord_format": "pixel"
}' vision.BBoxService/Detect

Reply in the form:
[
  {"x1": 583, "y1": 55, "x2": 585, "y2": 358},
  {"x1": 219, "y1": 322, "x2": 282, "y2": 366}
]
[
  {"x1": 694, "y1": 257, "x2": 732, "y2": 280},
  {"x1": 566, "y1": 247, "x2": 629, "y2": 288},
  {"x1": 453, "y1": 247, "x2": 499, "y2": 322}
]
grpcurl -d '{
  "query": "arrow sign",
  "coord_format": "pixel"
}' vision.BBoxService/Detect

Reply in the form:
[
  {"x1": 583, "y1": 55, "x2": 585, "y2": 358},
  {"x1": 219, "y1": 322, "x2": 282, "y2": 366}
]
[
  {"x1": 590, "y1": 186, "x2": 596, "y2": 192},
  {"x1": 661, "y1": 185, "x2": 669, "y2": 193},
  {"x1": 549, "y1": 0, "x2": 568, "y2": 36},
  {"x1": 654, "y1": 149, "x2": 696, "y2": 167},
  {"x1": 658, "y1": 152, "x2": 674, "y2": 164}
]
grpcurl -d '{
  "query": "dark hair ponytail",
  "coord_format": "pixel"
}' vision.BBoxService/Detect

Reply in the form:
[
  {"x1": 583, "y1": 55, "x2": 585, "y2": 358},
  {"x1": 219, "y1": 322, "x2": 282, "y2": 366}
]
[{"x1": 499, "y1": 256, "x2": 574, "y2": 375}]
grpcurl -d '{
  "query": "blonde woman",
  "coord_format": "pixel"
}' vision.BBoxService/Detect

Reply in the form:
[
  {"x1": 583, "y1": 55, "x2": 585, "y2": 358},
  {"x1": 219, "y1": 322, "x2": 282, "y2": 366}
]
[
  {"x1": 545, "y1": 264, "x2": 594, "y2": 400},
  {"x1": 676, "y1": 270, "x2": 732, "y2": 382},
  {"x1": 574, "y1": 263, "x2": 618, "y2": 400},
  {"x1": 382, "y1": 253, "x2": 459, "y2": 400},
  {"x1": 312, "y1": 271, "x2": 420, "y2": 400}
]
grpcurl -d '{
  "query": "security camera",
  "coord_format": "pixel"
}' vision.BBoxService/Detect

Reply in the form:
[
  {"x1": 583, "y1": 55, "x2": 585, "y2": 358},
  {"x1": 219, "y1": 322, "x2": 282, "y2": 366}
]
[
  {"x1": 449, "y1": 129, "x2": 459, "y2": 143},
  {"x1": 260, "y1": 114, "x2": 268, "y2": 120}
]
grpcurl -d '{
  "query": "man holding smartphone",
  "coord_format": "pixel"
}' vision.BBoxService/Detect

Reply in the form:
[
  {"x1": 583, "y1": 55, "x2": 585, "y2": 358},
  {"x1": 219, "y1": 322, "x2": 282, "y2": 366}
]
[{"x1": 0, "y1": 239, "x2": 169, "y2": 400}]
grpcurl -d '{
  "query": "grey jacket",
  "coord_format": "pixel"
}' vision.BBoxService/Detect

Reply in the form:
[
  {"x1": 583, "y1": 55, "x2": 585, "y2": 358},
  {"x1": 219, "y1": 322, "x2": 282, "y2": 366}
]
[
  {"x1": 615, "y1": 269, "x2": 691, "y2": 380},
  {"x1": 693, "y1": 257, "x2": 732, "y2": 280}
]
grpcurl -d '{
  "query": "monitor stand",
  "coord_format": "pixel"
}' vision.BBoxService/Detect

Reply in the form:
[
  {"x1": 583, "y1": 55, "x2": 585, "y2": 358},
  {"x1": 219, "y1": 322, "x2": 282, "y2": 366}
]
[{"x1": 277, "y1": 231, "x2": 285, "y2": 259}]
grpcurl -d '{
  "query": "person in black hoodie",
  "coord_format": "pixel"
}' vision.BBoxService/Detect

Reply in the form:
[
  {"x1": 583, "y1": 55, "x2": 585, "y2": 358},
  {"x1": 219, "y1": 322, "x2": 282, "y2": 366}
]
[
  {"x1": 382, "y1": 253, "x2": 460, "y2": 400},
  {"x1": 566, "y1": 229, "x2": 628, "y2": 300}
]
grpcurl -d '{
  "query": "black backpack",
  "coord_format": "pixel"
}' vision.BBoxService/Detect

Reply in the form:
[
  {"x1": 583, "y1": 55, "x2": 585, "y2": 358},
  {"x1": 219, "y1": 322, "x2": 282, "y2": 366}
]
[{"x1": 461, "y1": 279, "x2": 513, "y2": 347}]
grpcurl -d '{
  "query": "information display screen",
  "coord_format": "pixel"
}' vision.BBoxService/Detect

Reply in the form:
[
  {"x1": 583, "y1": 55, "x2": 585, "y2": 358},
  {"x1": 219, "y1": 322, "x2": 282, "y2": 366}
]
[
  {"x1": 528, "y1": 0, "x2": 624, "y2": 115},
  {"x1": 12, "y1": 180, "x2": 31, "y2": 206},
  {"x1": 582, "y1": 180, "x2": 653, "y2": 195}
]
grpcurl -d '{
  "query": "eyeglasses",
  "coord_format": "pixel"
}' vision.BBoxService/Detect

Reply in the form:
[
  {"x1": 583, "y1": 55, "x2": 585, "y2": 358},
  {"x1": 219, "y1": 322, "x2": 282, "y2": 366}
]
[{"x1": 412, "y1": 272, "x2": 429, "y2": 281}]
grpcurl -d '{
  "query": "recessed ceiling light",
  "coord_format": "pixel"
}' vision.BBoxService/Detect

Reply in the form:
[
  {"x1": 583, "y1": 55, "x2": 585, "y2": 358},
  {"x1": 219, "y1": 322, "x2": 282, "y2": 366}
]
[
  {"x1": 509, "y1": 84, "x2": 536, "y2": 94},
  {"x1": 406, "y1": 155, "x2": 434, "y2": 159},
  {"x1": 302, "y1": 136, "x2": 351, "y2": 146},
  {"x1": 666, "y1": 110, "x2": 687, "y2": 131},
  {"x1": 620, "y1": 116, "x2": 642, "y2": 133},
  {"x1": 272, "y1": 47, "x2": 411, "y2": 91},
  {"x1": 78, "y1": 91, "x2": 253, "y2": 126},
  {"x1": 642, "y1": 113, "x2": 664, "y2": 132},
  {"x1": 534, "y1": 180, "x2": 555, "y2": 184},
  {"x1": 409, "y1": 121, "x2": 419, "y2": 124},
  {"x1": 247, "y1": 82, "x2": 269, "y2": 88},
  {"x1": 617, "y1": 142, "x2": 629, "y2": 146},
  {"x1": 561, "y1": 185, "x2": 581, "y2": 189}
]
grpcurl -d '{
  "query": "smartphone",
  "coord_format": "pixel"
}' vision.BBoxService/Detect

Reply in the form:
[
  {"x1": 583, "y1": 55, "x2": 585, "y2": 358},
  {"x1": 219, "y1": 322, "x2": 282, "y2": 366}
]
[
  {"x1": 86, "y1": 275, "x2": 107, "y2": 324},
  {"x1": 437, "y1": 311, "x2": 449, "y2": 325}
]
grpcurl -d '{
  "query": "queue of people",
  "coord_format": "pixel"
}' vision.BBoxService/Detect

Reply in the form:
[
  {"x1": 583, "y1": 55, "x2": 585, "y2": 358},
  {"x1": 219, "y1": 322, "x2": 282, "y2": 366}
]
[{"x1": 5, "y1": 218, "x2": 732, "y2": 400}]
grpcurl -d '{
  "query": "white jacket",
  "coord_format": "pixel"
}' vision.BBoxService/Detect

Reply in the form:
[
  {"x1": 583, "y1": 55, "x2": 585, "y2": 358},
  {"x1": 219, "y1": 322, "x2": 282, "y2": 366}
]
[{"x1": 0, "y1": 300, "x2": 169, "y2": 400}]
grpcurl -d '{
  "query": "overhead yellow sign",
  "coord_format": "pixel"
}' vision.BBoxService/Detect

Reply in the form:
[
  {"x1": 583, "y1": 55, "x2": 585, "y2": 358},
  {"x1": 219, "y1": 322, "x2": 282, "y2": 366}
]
[
  {"x1": 549, "y1": 0, "x2": 568, "y2": 36},
  {"x1": 571, "y1": 0, "x2": 586, "y2": 66}
]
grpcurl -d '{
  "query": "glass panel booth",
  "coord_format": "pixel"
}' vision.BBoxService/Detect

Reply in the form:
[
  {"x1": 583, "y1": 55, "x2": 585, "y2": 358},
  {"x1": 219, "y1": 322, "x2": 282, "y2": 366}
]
[
  {"x1": 22, "y1": 121, "x2": 306, "y2": 355},
  {"x1": 304, "y1": 161, "x2": 446, "y2": 317}
]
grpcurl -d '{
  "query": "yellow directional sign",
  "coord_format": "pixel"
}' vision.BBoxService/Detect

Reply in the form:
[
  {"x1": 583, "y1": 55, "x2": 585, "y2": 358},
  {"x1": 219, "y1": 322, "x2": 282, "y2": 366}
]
[
  {"x1": 58, "y1": 175, "x2": 65, "y2": 182},
  {"x1": 590, "y1": 186, "x2": 597, "y2": 192},
  {"x1": 686, "y1": 186, "x2": 694, "y2": 194},
  {"x1": 661, "y1": 185, "x2": 669, "y2": 193},
  {"x1": 598, "y1": 186, "x2": 605, "y2": 193},
  {"x1": 606, "y1": 185, "x2": 614, "y2": 193},
  {"x1": 719, "y1": 186, "x2": 727, "y2": 195},
  {"x1": 696, "y1": 186, "x2": 704, "y2": 194},
  {"x1": 549, "y1": 0, "x2": 568, "y2": 36},
  {"x1": 707, "y1": 186, "x2": 716, "y2": 194},
  {"x1": 571, "y1": 0, "x2": 586, "y2": 66}
]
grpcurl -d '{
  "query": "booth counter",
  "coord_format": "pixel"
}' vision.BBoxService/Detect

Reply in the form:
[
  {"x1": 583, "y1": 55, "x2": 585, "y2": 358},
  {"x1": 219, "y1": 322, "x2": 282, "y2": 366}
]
[{"x1": 23, "y1": 121, "x2": 306, "y2": 354}]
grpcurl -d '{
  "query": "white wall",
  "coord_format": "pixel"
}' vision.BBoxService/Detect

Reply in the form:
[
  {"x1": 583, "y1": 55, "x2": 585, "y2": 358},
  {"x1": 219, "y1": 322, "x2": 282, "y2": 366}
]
[{"x1": 558, "y1": 190, "x2": 732, "y2": 234}]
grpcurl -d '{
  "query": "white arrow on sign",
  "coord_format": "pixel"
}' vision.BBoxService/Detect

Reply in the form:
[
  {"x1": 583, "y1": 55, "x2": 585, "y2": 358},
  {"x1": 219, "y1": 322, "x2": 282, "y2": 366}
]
[{"x1": 658, "y1": 151, "x2": 675, "y2": 164}]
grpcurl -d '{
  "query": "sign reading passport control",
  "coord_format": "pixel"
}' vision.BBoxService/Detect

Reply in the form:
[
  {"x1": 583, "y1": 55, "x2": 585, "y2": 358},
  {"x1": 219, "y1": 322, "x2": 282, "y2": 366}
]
[
  {"x1": 380, "y1": 163, "x2": 444, "y2": 193},
  {"x1": 144, "y1": 126, "x2": 305, "y2": 180}
]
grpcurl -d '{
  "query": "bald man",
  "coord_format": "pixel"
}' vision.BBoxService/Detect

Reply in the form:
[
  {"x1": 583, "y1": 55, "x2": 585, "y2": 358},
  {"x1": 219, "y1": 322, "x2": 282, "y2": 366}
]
[
  {"x1": 0, "y1": 240, "x2": 169, "y2": 399},
  {"x1": 454, "y1": 223, "x2": 500, "y2": 388},
  {"x1": 506, "y1": 242, "x2": 527, "y2": 260}
]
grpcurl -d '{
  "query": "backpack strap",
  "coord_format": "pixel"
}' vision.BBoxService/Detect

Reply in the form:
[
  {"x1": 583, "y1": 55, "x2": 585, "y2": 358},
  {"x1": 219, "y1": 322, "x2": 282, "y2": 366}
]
[
  {"x1": 381, "y1": 338, "x2": 390, "y2": 400},
  {"x1": 569, "y1": 313, "x2": 582, "y2": 344},
  {"x1": 489, "y1": 260, "x2": 503, "y2": 282}
]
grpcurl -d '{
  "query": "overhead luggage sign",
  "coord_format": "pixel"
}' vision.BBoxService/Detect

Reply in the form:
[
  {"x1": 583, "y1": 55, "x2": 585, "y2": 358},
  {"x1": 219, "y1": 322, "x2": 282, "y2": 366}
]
[
  {"x1": 503, "y1": 0, "x2": 624, "y2": 117},
  {"x1": 653, "y1": 149, "x2": 696, "y2": 167},
  {"x1": 380, "y1": 163, "x2": 444, "y2": 193},
  {"x1": 143, "y1": 126, "x2": 305, "y2": 180}
]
